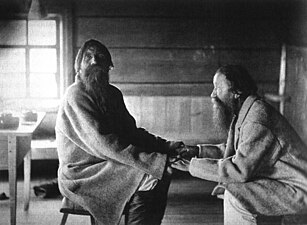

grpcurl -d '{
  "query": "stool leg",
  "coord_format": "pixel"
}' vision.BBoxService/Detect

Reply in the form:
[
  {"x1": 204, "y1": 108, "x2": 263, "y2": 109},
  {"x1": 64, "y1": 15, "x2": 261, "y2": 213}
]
[
  {"x1": 60, "y1": 213, "x2": 69, "y2": 225},
  {"x1": 90, "y1": 215, "x2": 96, "y2": 225}
]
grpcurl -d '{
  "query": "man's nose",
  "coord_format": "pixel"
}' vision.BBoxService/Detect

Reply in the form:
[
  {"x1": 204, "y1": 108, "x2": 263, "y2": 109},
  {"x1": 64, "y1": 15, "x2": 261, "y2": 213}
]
[
  {"x1": 90, "y1": 56, "x2": 97, "y2": 65},
  {"x1": 210, "y1": 89, "x2": 216, "y2": 98}
]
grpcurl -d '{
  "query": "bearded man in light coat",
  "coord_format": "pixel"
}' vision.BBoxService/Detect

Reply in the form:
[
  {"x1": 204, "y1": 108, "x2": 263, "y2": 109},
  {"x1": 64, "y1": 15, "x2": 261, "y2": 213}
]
[
  {"x1": 172, "y1": 65, "x2": 307, "y2": 225},
  {"x1": 56, "y1": 39, "x2": 183, "y2": 225}
]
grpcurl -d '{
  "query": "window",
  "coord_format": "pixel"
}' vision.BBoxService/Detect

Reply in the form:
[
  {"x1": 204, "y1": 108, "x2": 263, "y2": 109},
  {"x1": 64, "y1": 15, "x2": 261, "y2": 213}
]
[{"x1": 0, "y1": 17, "x2": 62, "y2": 99}]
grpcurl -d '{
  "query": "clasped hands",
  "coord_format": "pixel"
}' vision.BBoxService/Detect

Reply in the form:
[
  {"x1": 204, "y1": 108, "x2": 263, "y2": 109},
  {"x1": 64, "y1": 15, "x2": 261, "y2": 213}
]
[{"x1": 167, "y1": 142, "x2": 199, "y2": 172}]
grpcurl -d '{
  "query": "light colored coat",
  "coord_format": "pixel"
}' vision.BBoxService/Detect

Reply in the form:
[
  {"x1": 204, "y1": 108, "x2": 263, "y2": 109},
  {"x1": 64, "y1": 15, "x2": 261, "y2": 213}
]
[
  {"x1": 190, "y1": 95, "x2": 307, "y2": 216},
  {"x1": 56, "y1": 79, "x2": 171, "y2": 224}
]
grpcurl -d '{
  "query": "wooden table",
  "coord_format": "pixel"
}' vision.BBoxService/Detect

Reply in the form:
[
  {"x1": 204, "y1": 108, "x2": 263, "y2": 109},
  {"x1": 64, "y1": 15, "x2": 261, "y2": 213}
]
[{"x1": 0, "y1": 112, "x2": 45, "y2": 225}]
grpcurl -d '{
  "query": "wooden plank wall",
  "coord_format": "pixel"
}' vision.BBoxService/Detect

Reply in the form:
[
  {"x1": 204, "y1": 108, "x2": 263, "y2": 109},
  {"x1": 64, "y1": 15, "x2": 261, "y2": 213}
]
[
  {"x1": 70, "y1": 0, "x2": 284, "y2": 144},
  {"x1": 285, "y1": 46, "x2": 307, "y2": 145},
  {"x1": 70, "y1": 0, "x2": 282, "y2": 144}
]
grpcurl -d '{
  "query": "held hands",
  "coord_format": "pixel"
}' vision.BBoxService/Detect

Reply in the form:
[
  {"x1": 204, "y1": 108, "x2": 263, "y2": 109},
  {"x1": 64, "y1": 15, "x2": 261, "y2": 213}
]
[
  {"x1": 168, "y1": 142, "x2": 199, "y2": 159},
  {"x1": 165, "y1": 141, "x2": 185, "y2": 176},
  {"x1": 167, "y1": 143, "x2": 199, "y2": 172},
  {"x1": 167, "y1": 141, "x2": 185, "y2": 158},
  {"x1": 171, "y1": 158, "x2": 190, "y2": 172},
  {"x1": 178, "y1": 145, "x2": 199, "y2": 160}
]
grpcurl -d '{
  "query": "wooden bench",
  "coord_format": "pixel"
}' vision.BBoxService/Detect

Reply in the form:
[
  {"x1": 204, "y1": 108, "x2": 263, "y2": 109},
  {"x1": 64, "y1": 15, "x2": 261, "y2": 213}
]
[{"x1": 31, "y1": 138, "x2": 58, "y2": 160}]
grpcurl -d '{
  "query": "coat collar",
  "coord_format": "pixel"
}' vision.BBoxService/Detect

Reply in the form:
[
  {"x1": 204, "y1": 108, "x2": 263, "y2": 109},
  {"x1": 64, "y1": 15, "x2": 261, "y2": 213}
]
[{"x1": 236, "y1": 95, "x2": 259, "y2": 128}]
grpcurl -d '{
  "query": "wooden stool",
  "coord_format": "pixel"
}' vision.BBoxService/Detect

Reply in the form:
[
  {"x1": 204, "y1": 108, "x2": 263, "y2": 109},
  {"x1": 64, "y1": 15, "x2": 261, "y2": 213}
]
[{"x1": 59, "y1": 197, "x2": 96, "y2": 225}]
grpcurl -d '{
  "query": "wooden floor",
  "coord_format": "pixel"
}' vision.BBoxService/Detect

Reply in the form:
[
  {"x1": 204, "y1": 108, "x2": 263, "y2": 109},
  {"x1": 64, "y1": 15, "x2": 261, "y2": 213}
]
[
  {"x1": 0, "y1": 165, "x2": 223, "y2": 225},
  {"x1": 1, "y1": 165, "x2": 307, "y2": 225}
]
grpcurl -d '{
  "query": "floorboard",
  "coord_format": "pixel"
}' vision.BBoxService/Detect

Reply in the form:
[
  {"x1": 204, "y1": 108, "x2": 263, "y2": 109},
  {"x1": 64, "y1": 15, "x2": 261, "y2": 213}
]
[
  {"x1": 1, "y1": 168, "x2": 307, "y2": 225},
  {"x1": 0, "y1": 169, "x2": 223, "y2": 225}
]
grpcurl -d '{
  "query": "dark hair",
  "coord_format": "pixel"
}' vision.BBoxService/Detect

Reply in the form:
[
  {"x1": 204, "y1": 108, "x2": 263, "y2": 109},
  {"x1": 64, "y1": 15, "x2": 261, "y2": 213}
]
[
  {"x1": 216, "y1": 65, "x2": 258, "y2": 98},
  {"x1": 74, "y1": 39, "x2": 114, "y2": 73}
]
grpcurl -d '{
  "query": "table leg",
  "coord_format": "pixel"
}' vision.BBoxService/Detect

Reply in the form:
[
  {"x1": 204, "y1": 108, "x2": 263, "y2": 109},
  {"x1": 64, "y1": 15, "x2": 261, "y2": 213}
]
[
  {"x1": 24, "y1": 150, "x2": 31, "y2": 211},
  {"x1": 8, "y1": 135, "x2": 17, "y2": 225}
]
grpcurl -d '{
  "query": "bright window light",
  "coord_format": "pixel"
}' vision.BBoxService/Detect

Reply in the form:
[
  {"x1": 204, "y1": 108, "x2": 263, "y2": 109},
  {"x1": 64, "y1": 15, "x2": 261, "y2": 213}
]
[
  {"x1": 30, "y1": 73, "x2": 57, "y2": 97},
  {"x1": 0, "y1": 48, "x2": 26, "y2": 72},
  {"x1": 30, "y1": 48, "x2": 57, "y2": 73},
  {"x1": 0, "y1": 17, "x2": 61, "y2": 100},
  {"x1": 0, "y1": 73, "x2": 26, "y2": 98},
  {"x1": 28, "y1": 20, "x2": 56, "y2": 45}
]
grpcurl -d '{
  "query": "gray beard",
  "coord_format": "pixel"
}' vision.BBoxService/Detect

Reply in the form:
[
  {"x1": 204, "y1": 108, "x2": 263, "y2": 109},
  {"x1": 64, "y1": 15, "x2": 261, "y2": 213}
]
[
  {"x1": 212, "y1": 98, "x2": 234, "y2": 139},
  {"x1": 81, "y1": 65, "x2": 109, "y2": 109}
]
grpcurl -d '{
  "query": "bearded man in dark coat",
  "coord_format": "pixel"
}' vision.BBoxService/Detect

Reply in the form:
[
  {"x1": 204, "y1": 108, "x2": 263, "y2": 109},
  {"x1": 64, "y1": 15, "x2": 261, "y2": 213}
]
[{"x1": 56, "y1": 39, "x2": 183, "y2": 225}]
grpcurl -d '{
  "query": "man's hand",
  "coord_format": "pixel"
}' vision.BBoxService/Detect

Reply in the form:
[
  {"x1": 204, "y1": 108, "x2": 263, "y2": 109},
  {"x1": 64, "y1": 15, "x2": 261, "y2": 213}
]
[
  {"x1": 168, "y1": 144, "x2": 199, "y2": 163},
  {"x1": 167, "y1": 141, "x2": 184, "y2": 150},
  {"x1": 167, "y1": 141, "x2": 185, "y2": 158},
  {"x1": 164, "y1": 165, "x2": 173, "y2": 177},
  {"x1": 179, "y1": 145, "x2": 199, "y2": 160},
  {"x1": 171, "y1": 158, "x2": 190, "y2": 172}
]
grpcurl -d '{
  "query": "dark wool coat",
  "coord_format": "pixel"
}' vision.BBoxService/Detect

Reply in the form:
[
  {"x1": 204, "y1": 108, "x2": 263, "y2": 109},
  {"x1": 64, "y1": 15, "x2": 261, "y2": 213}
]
[
  {"x1": 189, "y1": 95, "x2": 307, "y2": 216},
  {"x1": 55, "y1": 78, "x2": 172, "y2": 224}
]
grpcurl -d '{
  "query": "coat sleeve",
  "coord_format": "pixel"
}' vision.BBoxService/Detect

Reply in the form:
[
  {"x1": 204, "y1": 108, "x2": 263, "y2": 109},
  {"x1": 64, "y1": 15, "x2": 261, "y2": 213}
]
[
  {"x1": 57, "y1": 87, "x2": 167, "y2": 179},
  {"x1": 189, "y1": 122, "x2": 281, "y2": 183},
  {"x1": 198, "y1": 143, "x2": 226, "y2": 159}
]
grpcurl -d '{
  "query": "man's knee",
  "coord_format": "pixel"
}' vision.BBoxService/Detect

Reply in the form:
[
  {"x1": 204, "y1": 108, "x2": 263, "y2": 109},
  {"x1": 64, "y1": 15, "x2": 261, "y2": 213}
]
[
  {"x1": 224, "y1": 191, "x2": 282, "y2": 225},
  {"x1": 224, "y1": 190, "x2": 257, "y2": 225}
]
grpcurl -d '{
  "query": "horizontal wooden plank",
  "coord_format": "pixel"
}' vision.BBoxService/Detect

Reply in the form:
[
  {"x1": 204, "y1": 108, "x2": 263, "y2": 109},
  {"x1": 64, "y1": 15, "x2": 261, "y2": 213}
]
[
  {"x1": 219, "y1": 49, "x2": 281, "y2": 82},
  {"x1": 76, "y1": 17, "x2": 210, "y2": 48},
  {"x1": 210, "y1": 20, "x2": 282, "y2": 49},
  {"x1": 114, "y1": 82, "x2": 278, "y2": 96},
  {"x1": 31, "y1": 148, "x2": 58, "y2": 160},
  {"x1": 111, "y1": 49, "x2": 280, "y2": 83},
  {"x1": 122, "y1": 86, "x2": 281, "y2": 144},
  {"x1": 73, "y1": 0, "x2": 296, "y2": 20},
  {"x1": 123, "y1": 96, "x2": 224, "y2": 143},
  {"x1": 75, "y1": 17, "x2": 281, "y2": 49},
  {"x1": 72, "y1": 48, "x2": 281, "y2": 83},
  {"x1": 109, "y1": 48, "x2": 219, "y2": 83},
  {"x1": 74, "y1": 0, "x2": 209, "y2": 17},
  {"x1": 31, "y1": 138, "x2": 57, "y2": 160}
]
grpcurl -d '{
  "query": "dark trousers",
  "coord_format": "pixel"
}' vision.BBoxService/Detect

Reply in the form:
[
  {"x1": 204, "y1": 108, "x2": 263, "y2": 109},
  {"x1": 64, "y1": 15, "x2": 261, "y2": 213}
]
[{"x1": 124, "y1": 174, "x2": 171, "y2": 225}]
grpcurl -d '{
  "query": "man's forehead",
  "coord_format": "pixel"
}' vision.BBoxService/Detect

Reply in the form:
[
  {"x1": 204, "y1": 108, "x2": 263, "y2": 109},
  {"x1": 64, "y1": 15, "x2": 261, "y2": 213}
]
[
  {"x1": 85, "y1": 45, "x2": 105, "y2": 54},
  {"x1": 214, "y1": 73, "x2": 231, "y2": 87}
]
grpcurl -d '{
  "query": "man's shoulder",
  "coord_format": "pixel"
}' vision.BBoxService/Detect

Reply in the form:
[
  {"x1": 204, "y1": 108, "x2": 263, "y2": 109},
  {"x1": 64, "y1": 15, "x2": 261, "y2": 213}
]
[
  {"x1": 62, "y1": 82, "x2": 89, "y2": 104},
  {"x1": 66, "y1": 82, "x2": 82, "y2": 94},
  {"x1": 251, "y1": 98, "x2": 275, "y2": 115},
  {"x1": 251, "y1": 98, "x2": 270, "y2": 112},
  {"x1": 246, "y1": 98, "x2": 280, "y2": 125}
]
